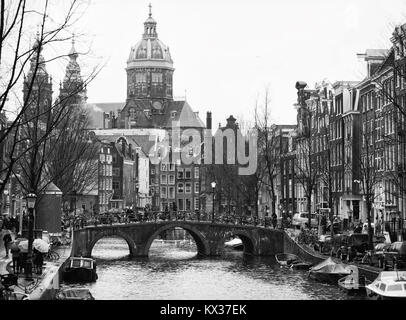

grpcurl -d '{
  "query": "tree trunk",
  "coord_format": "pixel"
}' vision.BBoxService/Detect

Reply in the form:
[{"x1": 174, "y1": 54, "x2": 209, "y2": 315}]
[
  {"x1": 307, "y1": 195, "x2": 312, "y2": 229},
  {"x1": 367, "y1": 200, "x2": 374, "y2": 250}
]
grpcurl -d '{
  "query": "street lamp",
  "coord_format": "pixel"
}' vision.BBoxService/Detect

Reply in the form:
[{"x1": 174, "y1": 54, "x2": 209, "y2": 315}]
[
  {"x1": 25, "y1": 192, "x2": 37, "y2": 280},
  {"x1": 211, "y1": 182, "x2": 216, "y2": 223}
]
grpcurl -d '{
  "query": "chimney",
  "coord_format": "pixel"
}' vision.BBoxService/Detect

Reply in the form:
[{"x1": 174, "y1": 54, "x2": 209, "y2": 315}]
[
  {"x1": 206, "y1": 111, "x2": 212, "y2": 130},
  {"x1": 117, "y1": 109, "x2": 122, "y2": 129}
]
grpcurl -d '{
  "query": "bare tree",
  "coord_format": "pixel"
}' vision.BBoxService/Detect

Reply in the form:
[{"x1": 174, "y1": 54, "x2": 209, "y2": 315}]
[
  {"x1": 0, "y1": 0, "x2": 101, "y2": 199},
  {"x1": 254, "y1": 89, "x2": 279, "y2": 218}
]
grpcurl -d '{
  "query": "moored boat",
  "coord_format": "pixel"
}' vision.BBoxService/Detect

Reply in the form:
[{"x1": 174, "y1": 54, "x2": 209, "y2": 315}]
[
  {"x1": 56, "y1": 288, "x2": 95, "y2": 300},
  {"x1": 225, "y1": 238, "x2": 244, "y2": 251},
  {"x1": 308, "y1": 257, "x2": 351, "y2": 284},
  {"x1": 275, "y1": 253, "x2": 301, "y2": 266},
  {"x1": 63, "y1": 257, "x2": 98, "y2": 283},
  {"x1": 290, "y1": 262, "x2": 313, "y2": 271},
  {"x1": 365, "y1": 271, "x2": 406, "y2": 300}
]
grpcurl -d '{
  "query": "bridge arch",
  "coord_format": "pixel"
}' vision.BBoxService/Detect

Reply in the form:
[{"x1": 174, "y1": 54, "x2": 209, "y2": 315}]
[
  {"x1": 231, "y1": 230, "x2": 256, "y2": 255},
  {"x1": 88, "y1": 229, "x2": 136, "y2": 257},
  {"x1": 143, "y1": 224, "x2": 210, "y2": 257}
]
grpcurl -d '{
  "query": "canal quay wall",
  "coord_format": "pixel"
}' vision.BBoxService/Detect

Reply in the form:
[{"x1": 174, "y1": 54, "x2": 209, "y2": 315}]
[
  {"x1": 282, "y1": 232, "x2": 380, "y2": 282},
  {"x1": 29, "y1": 245, "x2": 71, "y2": 300}
]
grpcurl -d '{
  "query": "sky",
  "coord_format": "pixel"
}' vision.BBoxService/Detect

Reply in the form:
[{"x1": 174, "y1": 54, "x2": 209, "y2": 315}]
[{"x1": 45, "y1": 0, "x2": 406, "y2": 128}]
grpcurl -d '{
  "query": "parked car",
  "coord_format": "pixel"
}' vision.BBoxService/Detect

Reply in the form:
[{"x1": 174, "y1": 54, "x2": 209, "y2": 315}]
[{"x1": 292, "y1": 213, "x2": 318, "y2": 229}]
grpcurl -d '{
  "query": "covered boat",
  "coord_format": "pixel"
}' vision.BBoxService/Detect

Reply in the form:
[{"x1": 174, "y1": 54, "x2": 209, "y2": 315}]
[
  {"x1": 63, "y1": 257, "x2": 98, "y2": 283},
  {"x1": 338, "y1": 265, "x2": 366, "y2": 294},
  {"x1": 56, "y1": 288, "x2": 95, "y2": 300},
  {"x1": 365, "y1": 271, "x2": 406, "y2": 300},
  {"x1": 308, "y1": 257, "x2": 351, "y2": 284}
]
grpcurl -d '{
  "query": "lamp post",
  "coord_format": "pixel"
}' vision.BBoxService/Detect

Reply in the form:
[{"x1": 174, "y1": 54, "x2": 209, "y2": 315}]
[
  {"x1": 25, "y1": 192, "x2": 37, "y2": 280},
  {"x1": 211, "y1": 182, "x2": 216, "y2": 223}
]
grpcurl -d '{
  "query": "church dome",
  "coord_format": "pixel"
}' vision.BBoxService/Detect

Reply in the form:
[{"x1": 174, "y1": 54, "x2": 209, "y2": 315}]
[{"x1": 127, "y1": 5, "x2": 173, "y2": 70}]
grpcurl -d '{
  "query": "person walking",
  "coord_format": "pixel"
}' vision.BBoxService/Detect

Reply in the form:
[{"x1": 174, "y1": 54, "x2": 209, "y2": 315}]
[
  {"x1": 10, "y1": 241, "x2": 21, "y2": 274},
  {"x1": 271, "y1": 213, "x2": 278, "y2": 229},
  {"x1": 3, "y1": 231, "x2": 12, "y2": 258}
]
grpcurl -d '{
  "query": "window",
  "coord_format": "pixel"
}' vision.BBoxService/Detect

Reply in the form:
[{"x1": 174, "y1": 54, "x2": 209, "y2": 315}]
[
  {"x1": 178, "y1": 199, "x2": 184, "y2": 211},
  {"x1": 135, "y1": 73, "x2": 146, "y2": 83},
  {"x1": 113, "y1": 168, "x2": 120, "y2": 177},
  {"x1": 194, "y1": 198, "x2": 200, "y2": 211},
  {"x1": 100, "y1": 154, "x2": 106, "y2": 162},
  {"x1": 195, "y1": 182, "x2": 200, "y2": 194},
  {"x1": 151, "y1": 168, "x2": 155, "y2": 175},
  {"x1": 152, "y1": 73, "x2": 162, "y2": 83},
  {"x1": 161, "y1": 174, "x2": 167, "y2": 185},
  {"x1": 178, "y1": 183, "x2": 184, "y2": 193},
  {"x1": 168, "y1": 174, "x2": 175, "y2": 185},
  {"x1": 185, "y1": 183, "x2": 192, "y2": 194},
  {"x1": 113, "y1": 181, "x2": 120, "y2": 190},
  {"x1": 177, "y1": 168, "x2": 184, "y2": 179},
  {"x1": 169, "y1": 164, "x2": 175, "y2": 171},
  {"x1": 161, "y1": 187, "x2": 167, "y2": 198},
  {"x1": 171, "y1": 111, "x2": 177, "y2": 119},
  {"x1": 185, "y1": 199, "x2": 191, "y2": 211},
  {"x1": 168, "y1": 187, "x2": 175, "y2": 199},
  {"x1": 185, "y1": 168, "x2": 191, "y2": 179},
  {"x1": 161, "y1": 163, "x2": 167, "y2": 171}
]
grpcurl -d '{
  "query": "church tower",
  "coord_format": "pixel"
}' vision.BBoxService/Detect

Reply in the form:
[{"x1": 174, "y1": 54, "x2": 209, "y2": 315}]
[
  {"x1": 23, "y1": 32, "x2": 53, "y2": 125},
  {"x1": 59, "y1": 36, "x2": 87, "y2": 109},
  {"x1": 122, "y1": 4, "x2": 174, "y2": 128}
]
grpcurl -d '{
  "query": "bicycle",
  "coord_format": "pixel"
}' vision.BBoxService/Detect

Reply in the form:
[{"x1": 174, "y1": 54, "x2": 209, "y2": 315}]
[{"x1": 44, "y1": 245, "x2": 60, "y2": 261}]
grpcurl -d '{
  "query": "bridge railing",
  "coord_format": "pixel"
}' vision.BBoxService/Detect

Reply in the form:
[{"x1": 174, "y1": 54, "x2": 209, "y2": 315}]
[{"x1": 67, "y1": 213, "x2": 287, "y2": 231}]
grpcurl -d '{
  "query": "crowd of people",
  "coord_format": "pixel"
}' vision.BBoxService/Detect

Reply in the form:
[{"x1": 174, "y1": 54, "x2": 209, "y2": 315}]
[{"x1": 62, "y1": 209, "x2": 281, "y2": 231}]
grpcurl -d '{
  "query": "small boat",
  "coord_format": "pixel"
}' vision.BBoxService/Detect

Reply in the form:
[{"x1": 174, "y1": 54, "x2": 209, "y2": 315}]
[
  {"x1": 290, "y1": 262, "x2": 313, "y2": 271},
  {"x1": 56, "y1": 288, "x2": 95, "y2": 300},
  {"x1": 225, "y1": 238, "x2": 244, "y2": 251},
  {"x1": 275, "y1": 253, "x2": 301, "y2": 266},
  {"x1": 338, "y1": 265, "x2": 366, "y2": 295},
  {"x1": 63, "y1": 257, "x2": 98, "y2": 283},
  {"x1": 308, "y1": 257, "x2": 351, "y2": 284},
  {"x1": 365, "y1": 271, "x2": 406, "y2": 300}
]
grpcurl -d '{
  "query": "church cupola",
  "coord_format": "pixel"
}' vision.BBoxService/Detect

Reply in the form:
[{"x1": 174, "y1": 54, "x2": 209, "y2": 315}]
[{"x1": 126, "y1": 4, "x2": 174, "y2": 102}]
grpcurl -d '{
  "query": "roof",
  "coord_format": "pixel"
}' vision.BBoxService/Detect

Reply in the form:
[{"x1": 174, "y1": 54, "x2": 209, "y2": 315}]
[
  {"x1": 43, "y1": 182, "x2": 62, "y2": 195},
  {"x1": 121, "y1": 99, "x2": 205, "y2": 129},
  {"x1": 364, "y1": 49, "x2": 389, "y2": 60},
  {"x1": 93, "y1": 133, "x2": 157, "y2": 158},
  {"x1": 86, "y1": 102, "x2": 126, "y2": 129}
]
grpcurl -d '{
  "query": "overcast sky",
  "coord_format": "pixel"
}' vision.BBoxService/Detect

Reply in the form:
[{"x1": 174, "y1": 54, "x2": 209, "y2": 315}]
[{"x1": 56, "y1": 0, "x2": 406, "y2": 128}]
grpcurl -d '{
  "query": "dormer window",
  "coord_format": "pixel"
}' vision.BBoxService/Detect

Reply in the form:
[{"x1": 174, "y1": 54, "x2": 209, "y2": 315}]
[
  {"x1": 144, "y1": 109, "x2": 151, "y2": 118},
  {"x1": 171, "y1": 111, "x2": 177, "y2": 119}
]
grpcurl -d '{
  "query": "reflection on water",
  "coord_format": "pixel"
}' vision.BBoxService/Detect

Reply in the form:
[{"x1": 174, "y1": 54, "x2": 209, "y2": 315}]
[{"x1": 62, "y1": 237, "x2": 365, "y2": 300}]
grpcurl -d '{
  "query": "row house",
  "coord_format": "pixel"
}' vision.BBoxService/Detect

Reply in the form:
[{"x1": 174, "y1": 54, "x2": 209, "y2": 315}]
[
  {"x1": 294, "y1": 80, "x2": 360, "y2": 224},
  {"x1": 257, "y1": 125, "x2": 296, "y2": 219},
  {"x1": 291, "y1": 23, "x2": 406, "y2": 240}
]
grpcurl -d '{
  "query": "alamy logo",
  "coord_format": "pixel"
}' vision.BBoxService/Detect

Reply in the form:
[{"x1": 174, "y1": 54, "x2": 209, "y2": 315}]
[{"x1": 148, "y1": 120, "x2": 258, "y2": 175}]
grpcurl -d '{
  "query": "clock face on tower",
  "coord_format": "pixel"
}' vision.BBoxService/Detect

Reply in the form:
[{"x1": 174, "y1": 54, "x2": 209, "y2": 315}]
[{"x1": 152, "y1": 101, "x2": 162, "y2": 110}]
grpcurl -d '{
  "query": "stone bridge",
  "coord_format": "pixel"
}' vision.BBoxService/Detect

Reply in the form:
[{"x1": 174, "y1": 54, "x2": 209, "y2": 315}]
[{"x1": 71, "y1": 221, "x2": 285, "y2": 258}]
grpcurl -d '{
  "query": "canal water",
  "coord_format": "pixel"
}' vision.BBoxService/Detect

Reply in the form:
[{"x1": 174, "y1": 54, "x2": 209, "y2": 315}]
[{"x1": 62, "y1": 237, "x2": 365, "y2": 300}]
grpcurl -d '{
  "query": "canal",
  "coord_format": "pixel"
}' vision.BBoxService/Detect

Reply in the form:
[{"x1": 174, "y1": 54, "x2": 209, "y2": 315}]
[{"x1": 62, "y1": 237, "x2": 365, "y2": 300}]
